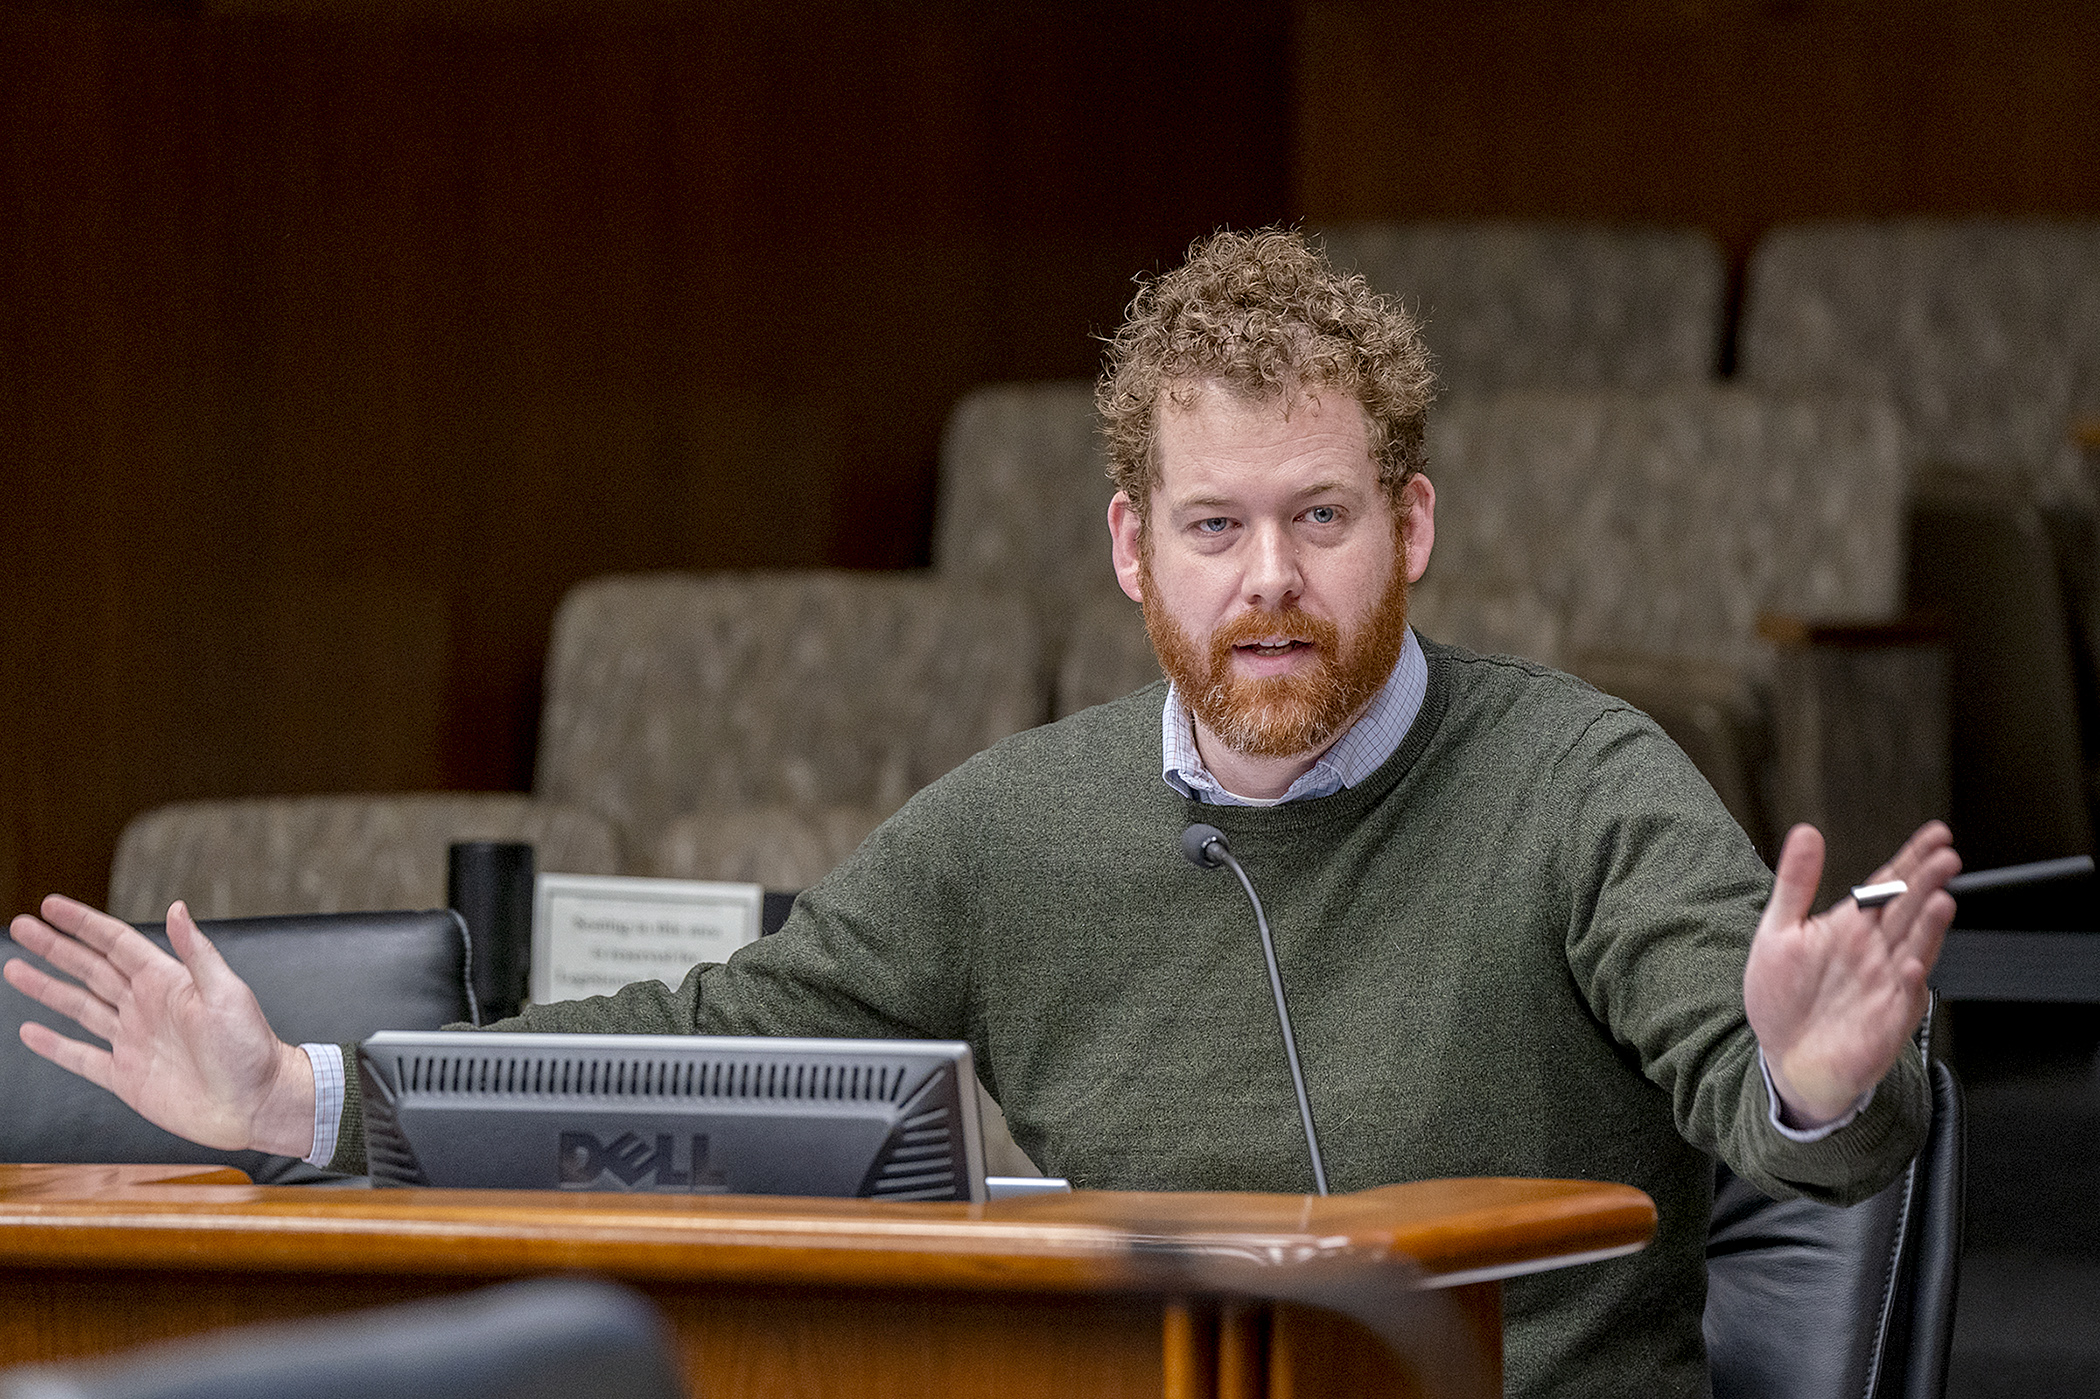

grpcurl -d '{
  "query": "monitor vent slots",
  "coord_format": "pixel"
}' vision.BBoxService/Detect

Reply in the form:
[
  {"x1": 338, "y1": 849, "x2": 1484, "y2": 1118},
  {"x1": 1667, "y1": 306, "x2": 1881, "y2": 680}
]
[
  {"x1": 866, "y1": 1100, "x2": 958, "y2": 1200},
  {"x1": 360, "y1": 1074, "x2": 431, "y2": 1186},
  {"x1": 398, "y1": 1053, "x2": 913, "y2": 1103}
]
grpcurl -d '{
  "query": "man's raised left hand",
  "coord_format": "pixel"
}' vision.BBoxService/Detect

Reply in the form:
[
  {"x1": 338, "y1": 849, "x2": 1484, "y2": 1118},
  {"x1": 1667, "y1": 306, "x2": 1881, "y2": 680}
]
[{"x1": 1744, "y1": 821, "x2": 1960, "y2": 1128}]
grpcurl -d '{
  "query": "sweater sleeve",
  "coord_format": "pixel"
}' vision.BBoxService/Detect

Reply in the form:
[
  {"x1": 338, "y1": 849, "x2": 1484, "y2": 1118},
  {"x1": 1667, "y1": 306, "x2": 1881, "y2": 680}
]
[
  {"x1": 1555, "y1": 705, "x2": 1929, "y2": 1205},
  {"x1": 326, "y1": 771, "x2": 988, "y2": 1175}
]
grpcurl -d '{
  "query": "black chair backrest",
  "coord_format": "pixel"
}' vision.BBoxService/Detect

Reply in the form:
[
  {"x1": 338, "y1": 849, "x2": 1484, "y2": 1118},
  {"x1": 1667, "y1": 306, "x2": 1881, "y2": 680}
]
[
  {"x1": 0, "y1": 910, "x2": 474, "y2": 1181},
  {"x1": 1705, "y1": 1056, "x2": 1965, "y2": 1399},
  {"x1": 0, "y1": 1275, "x2": 682, "y2": 1399}
]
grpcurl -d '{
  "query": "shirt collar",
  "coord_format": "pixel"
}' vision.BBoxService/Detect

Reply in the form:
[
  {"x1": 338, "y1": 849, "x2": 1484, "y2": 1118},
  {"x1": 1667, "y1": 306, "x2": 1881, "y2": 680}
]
[{"x1": 1162, "y1": 627, "x2": 1428, "y2": 806}]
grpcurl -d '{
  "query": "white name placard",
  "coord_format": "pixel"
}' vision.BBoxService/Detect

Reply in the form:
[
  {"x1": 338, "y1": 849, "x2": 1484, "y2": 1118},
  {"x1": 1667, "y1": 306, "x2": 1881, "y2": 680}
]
[{"x1": 531, "y1": 873, "x2": 764, "y2": 1006}]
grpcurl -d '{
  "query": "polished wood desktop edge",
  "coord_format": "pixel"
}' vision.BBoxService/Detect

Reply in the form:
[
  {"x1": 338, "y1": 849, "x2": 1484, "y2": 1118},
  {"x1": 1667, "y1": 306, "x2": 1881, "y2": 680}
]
[{"x1": 0, "y1": 1166, "x2": 1654, "y2": 1298}]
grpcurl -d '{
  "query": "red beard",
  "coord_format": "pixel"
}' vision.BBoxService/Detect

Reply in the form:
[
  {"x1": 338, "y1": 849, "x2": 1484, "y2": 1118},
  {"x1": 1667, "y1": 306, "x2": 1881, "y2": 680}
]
[{"x1": 1141, "y1": 542, "x2": 1411, "y2": 760}]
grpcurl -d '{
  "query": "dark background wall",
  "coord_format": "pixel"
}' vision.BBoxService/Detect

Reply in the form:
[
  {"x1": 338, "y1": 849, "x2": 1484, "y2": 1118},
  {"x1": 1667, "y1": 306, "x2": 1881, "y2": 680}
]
[{"x1": 2, "y1": 0, "x2": 2096, "y2": 918}]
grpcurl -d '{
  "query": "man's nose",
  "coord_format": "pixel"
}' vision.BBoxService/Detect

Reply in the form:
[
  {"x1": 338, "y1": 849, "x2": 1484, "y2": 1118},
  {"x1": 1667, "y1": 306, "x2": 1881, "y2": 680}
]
[{"x1": 1241, "y1": 523, "x2": 1304, "y2": 608}]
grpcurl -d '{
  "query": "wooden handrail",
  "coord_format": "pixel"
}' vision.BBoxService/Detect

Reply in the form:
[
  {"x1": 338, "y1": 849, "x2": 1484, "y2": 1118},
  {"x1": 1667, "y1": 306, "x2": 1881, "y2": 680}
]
[{"x1": 0, "y1": 1166, "x2": 1653, "y2": 1294}]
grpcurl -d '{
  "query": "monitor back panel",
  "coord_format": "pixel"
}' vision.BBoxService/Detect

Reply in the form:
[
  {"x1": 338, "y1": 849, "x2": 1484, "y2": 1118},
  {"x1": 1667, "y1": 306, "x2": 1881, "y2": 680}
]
[{"x1": 358, "y1": 1032, "x2": 986, "y2": 1202}]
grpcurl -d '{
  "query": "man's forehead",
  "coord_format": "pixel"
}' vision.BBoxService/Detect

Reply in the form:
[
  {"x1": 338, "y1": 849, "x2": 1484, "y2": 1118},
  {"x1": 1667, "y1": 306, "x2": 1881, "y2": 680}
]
[{"x1": 1151, "y1": 381, "x2": 1378, "y2": 496}]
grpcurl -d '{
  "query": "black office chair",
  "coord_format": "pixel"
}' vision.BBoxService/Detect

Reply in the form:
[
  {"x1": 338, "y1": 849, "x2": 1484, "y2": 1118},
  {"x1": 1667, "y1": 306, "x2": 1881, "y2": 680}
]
[
  {"x1": 0, "y1": 909, "x2": 475, "y2": 1182},
  {"x1": 0, "y1": 1275, "x2": 683, "y2": 1399},
  {"x1": 1705, "y1": 1054, "x2": 1965, "y2": 1399}
]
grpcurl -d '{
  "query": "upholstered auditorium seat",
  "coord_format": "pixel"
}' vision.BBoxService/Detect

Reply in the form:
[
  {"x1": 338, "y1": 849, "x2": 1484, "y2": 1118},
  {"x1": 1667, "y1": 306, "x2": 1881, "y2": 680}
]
[
  {"x1": 933, "y1": 380, "x2": 1124, "y2": 694},
  {"x1": 1416, "y1": 387, "x2": 1908, "y2": 671},
  {"x1": 1740, "y1": 220, "x2": 2100, "y2": 508},
  {"x1": 1315, "y1": 221, "x2": 1728, "y2": 393},
  {"x1": 534, "y1": 571, "x2": 1041, "y2": 877},
  {"x1": 108, "y1": 792, "x2": 621, "y2": 922},
  {"x1": 1741, "y1": 219, "x2": 2100, "y2": 873}
]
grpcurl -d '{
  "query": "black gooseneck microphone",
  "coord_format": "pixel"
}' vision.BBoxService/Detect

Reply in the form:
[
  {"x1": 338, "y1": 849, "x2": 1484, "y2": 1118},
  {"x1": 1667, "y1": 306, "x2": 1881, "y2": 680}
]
[{"x1": 1180, "y1": 822, "x2": 1330, "y2": 1196}]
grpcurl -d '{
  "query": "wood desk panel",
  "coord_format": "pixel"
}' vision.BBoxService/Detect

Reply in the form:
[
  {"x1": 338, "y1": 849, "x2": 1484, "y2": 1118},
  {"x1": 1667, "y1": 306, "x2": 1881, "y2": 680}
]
[{"x1": 0, "y1": 1166, "x2": 1654, "y2": 1398}]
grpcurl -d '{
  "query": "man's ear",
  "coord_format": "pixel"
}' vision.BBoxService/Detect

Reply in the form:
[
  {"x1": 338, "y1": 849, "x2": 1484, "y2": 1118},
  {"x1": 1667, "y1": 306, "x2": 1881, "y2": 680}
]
[
  {"x1": 1108, "y1": 492, "x2": 1147, "y2": 603},
  {"x1": 1399, "y1": 473, "x2": 1435, "y2": 584}
]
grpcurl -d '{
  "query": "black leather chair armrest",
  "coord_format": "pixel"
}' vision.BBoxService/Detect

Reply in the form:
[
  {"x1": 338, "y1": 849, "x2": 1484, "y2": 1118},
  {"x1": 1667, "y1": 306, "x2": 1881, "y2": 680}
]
[{"x1": 0, "y1": 910, "x2": 472, "y2": 1182}]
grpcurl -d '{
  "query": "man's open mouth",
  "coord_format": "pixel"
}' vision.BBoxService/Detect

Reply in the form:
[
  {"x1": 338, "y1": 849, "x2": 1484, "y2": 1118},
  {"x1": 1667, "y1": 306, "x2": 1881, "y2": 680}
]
[{"x1": 1237, "y1": 638, "x2": 1313, "y2": 657}]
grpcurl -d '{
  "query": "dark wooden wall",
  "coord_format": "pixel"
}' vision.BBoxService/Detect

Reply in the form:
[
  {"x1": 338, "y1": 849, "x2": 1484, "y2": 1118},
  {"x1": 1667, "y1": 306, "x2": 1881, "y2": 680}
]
[
  {"x1": 0, "y1": 1, "x2": 1294, "y2": 912},
  {"x1": 3, "y1": 0, "x2": 2097, "y2": 920},
  {"x1": 1297, "y1": 1, "x2": 2100, "y2": 268}
]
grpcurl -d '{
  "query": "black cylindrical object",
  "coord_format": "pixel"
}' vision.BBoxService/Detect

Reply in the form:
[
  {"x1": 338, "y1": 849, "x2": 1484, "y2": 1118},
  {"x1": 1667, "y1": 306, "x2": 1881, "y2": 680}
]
[{"x1": 447, "y1": 841, "x2": 535, "y2": 1024}]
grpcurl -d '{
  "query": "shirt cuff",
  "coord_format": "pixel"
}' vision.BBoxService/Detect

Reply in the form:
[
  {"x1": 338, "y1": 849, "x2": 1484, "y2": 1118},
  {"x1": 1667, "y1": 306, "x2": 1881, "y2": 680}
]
[
  {"x1": 299, "y1": 1042, "x2": 346, "y2": 1168},
  {"x1": 1759, "y1": 1046, "x2": 1874, "y2": 1142}
]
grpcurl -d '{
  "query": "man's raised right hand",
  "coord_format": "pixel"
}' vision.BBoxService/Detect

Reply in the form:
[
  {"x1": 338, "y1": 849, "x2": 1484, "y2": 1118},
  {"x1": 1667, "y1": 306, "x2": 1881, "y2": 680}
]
[{"x1": 4, "y1": 894, "x2": 317, "y2": 1158}]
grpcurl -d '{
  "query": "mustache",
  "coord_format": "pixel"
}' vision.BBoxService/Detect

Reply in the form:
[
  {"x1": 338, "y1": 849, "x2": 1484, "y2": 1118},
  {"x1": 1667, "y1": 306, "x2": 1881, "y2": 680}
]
[{"x1": 1209, "y1": 608, "x2": 1341, "y2": 658}]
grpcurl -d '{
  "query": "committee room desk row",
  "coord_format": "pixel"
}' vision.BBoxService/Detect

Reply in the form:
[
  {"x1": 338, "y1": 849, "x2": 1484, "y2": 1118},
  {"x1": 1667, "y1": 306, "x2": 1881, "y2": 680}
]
[{"x1": 0, "y1": 1165, "x2": 1653, "y2": 1399}]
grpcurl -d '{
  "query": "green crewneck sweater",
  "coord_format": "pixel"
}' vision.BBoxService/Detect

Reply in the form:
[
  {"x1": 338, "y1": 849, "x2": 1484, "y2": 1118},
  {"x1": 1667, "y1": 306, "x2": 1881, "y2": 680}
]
[{"x1": 334, "y1": 640, "x2": 1926, "y2": 1398}]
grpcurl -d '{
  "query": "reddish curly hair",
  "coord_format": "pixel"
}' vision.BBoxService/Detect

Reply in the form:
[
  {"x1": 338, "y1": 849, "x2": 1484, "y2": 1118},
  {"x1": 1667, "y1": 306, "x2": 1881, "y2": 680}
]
[{"x1": 1096, "y1": 227, "x2": 1437, "y2": 517}]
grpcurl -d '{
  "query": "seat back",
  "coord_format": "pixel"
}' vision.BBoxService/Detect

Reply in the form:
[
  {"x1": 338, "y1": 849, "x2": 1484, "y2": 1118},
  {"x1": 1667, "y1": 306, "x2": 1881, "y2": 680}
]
[
  {"x1": 1415, "y1": 385, "x2": 1910, "y2": 672},
  {"x1": 0, "y1": 910, "x2": 473, "y2": 1181},
  {"x1": 1739, "y1": 219, "x2": 2100, "y2": 505},
  {"x1": 0, "y1": 1276, "x2": 683, "y2": 1399},
  {"x1": 1705, "y1": 1056, "x2": 1965, "y2": 1399},
  {"x1": 1054, "y1": 591, "x2": 1160, "y2": 720},
  {"x1": 108, "y1": 793, "x2": 621, "y2": 923},
  {"x1": 1742, "y1": 221, "x2": 2100, "y2": 865},
  {"x1": 1317, "y1": 222, "x2": 1728, "y2": 393},
  {"x1": 535, "y1": 572, "x2": 1041, "y2": 859},
  {"x1": 646, "y1": 803, "x2": 892, "y2": 886},
  {"x1": 932, "y1": 381, "x2": 1123, "y2": 672}
]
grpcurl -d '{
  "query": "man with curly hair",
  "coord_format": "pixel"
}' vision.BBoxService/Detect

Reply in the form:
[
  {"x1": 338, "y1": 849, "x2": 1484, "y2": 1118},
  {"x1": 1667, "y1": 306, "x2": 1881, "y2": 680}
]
[{"x1": 9, "y1": 229, "x2": 1958, "y2": 1397}]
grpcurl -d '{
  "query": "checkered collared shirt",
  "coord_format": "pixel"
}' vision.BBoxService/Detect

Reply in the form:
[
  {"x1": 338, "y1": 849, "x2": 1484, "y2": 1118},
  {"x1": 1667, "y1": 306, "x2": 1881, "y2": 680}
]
[{"x1": 1161, "y1": 626, "x2": 1429, "y2": 806}]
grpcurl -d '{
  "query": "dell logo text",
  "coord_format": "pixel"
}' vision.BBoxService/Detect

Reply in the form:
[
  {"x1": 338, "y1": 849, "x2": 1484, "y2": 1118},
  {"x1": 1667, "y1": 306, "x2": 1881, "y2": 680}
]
[{"x1": 557, "y1": 1131, "x2": 729, "y2": 1191}]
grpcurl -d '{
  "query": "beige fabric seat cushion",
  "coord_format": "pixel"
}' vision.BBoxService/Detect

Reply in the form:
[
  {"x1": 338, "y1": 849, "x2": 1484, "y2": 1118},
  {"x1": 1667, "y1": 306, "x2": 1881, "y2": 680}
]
[
  {"x1": 646, "y1": 804, "x2": 894, "y2": 889},
  {"x1": 1415, "y1": 385, "x2": 1909, "y2": 674},
  {"x1": 1054, "y1": 592, "x2": 1159, "y2": 720},
  {"x1": 535, "y1": 571, "x2": 1041, "y2": 862},
  {"x1": 1740, "y1": 218, "x2": 2100, "y2": 508},
  {"x1": 932, "y1": 381, "x2": 1119, "y2": 672},
  {"x1": 1416, "y1": 384, "x2": 1921, "y2": 876},
  {"x1": 1316, "y1": 221, "x2": 1728, "y2": 393},
  {"x1": 109, "y1": 793, "x2": 621, "y2": 922}
]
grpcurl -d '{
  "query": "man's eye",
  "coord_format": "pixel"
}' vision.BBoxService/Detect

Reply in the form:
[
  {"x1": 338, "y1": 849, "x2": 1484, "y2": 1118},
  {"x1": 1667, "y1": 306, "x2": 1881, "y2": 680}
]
[
  {"x1": 1196, "y1": 517, "x2": 1231, "y2": 534},
  {"x1": 1306, "y1": 506, "x2": 1339, "y2": 524}
]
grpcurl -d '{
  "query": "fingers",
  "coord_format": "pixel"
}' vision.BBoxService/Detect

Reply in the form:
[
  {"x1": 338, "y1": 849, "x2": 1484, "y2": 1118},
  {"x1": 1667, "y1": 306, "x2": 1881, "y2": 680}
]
[
  {"x1": 1764, "y1": 823, "x2": 1826, "y2": 931},
  {"x1": 165, "y1": 901, "x2": 239, "y2": 998},
  {"x1": 1, "y1": 957, "x2": 122, "y2": 1042},
  {"x1": 9, "y1": 912, "x2": 137, "y2": 1009},
  {"x1": 16, "y1": 1020, "x2": 118, "y2": 1093},
  {"x1": 1863, "y1": 827, "x2": 1960, "y2": 962},
  {"x1": 1864, "y1": 821, "x2": 1957, "y2": 887},
  {"x1": 38, "y1": 894, "x2": 178, "y2": 979},
  {"x1": 1887, "y1": 878, "x2": 1958, "y2": 970}
]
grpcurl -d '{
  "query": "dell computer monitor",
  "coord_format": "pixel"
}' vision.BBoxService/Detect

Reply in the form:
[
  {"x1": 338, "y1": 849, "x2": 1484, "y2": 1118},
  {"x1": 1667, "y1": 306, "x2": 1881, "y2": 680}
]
[{"x1": 357, "y1": 1032, "x2": 988, "y2": 1202}]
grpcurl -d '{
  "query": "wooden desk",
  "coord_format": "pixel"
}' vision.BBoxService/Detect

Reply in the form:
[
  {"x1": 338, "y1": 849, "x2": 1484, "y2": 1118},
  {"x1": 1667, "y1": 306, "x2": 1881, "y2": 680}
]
[{"x1": 0, "y1": 1166, "x2": 1652, "y2": 1399}]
